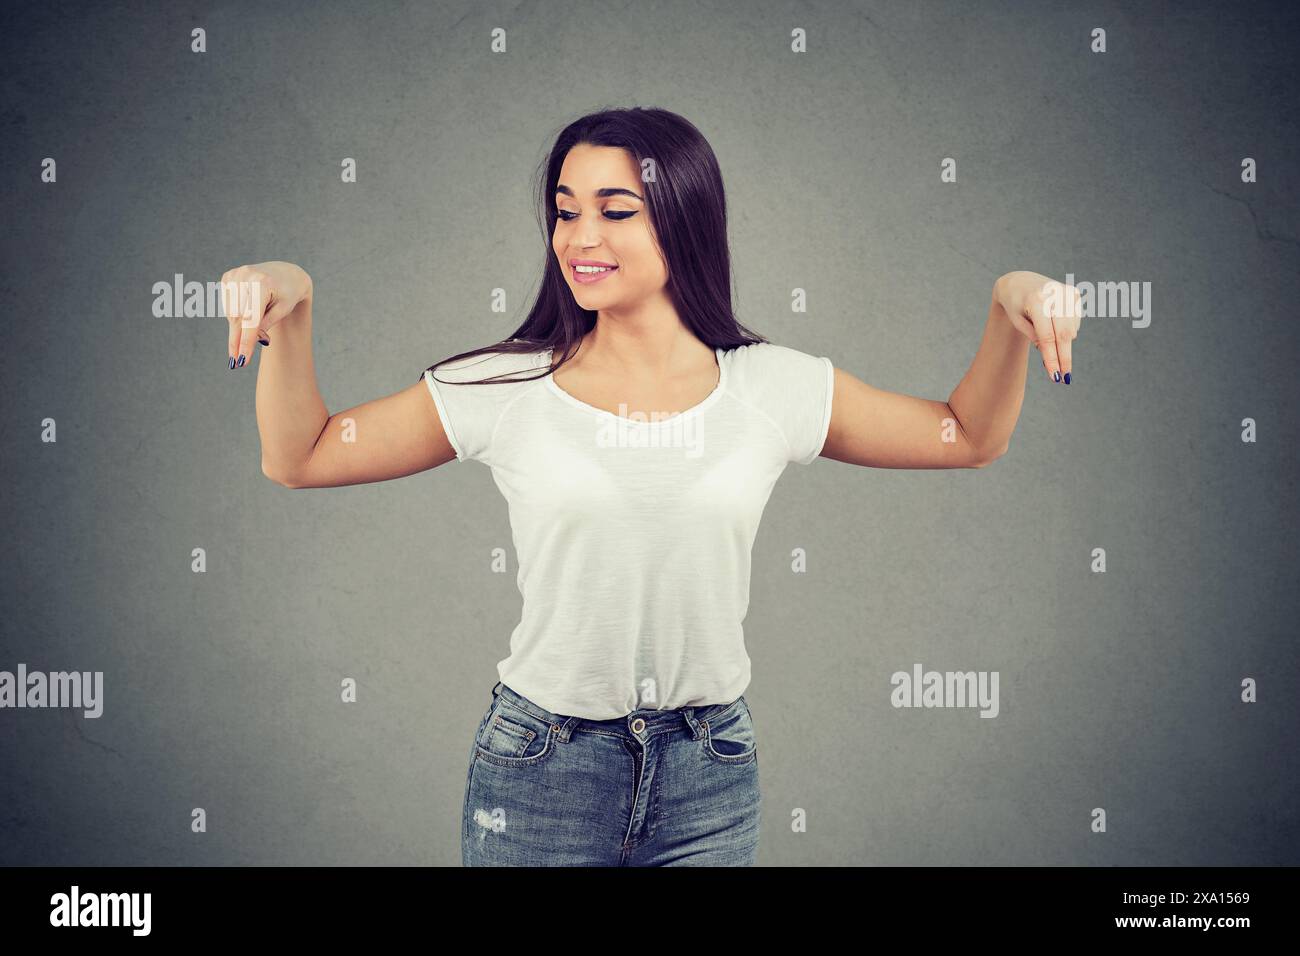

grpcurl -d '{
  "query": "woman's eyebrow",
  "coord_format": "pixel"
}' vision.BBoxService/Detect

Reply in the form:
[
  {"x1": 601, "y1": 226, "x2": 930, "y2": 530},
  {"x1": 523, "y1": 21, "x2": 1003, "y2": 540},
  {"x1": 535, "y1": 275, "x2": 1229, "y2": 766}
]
[{"x1": 555, "y1": 185, "x2": 643, "y2": 201}]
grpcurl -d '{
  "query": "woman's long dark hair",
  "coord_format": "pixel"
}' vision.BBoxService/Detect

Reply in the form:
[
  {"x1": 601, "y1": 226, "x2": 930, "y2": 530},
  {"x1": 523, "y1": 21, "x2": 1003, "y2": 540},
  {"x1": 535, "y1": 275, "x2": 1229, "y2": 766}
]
[{"x1": 420, "y1": 106, "x2": 766, "y2": 387}]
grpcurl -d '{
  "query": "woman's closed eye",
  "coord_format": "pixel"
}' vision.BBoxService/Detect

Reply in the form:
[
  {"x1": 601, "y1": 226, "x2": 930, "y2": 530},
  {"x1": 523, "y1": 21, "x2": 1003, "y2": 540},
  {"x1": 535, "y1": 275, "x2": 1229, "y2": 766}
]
[{"x1": 556, "y1": 209, "x2": 637, "y2": 221}]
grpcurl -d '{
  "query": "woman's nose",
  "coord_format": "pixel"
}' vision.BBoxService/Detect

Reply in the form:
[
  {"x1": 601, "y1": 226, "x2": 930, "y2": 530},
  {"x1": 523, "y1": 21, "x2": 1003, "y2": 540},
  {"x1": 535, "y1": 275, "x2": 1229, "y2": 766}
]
[{"x1": 576, "y1": 219, "x2": 607, "y2": 247}]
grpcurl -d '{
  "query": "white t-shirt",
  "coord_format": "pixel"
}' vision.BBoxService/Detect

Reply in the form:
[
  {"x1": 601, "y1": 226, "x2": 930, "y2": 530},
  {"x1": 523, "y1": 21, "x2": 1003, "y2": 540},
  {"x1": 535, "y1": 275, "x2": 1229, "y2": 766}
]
[{"x1": 423, "y1": 340, "x2": 834, "y2": 719}]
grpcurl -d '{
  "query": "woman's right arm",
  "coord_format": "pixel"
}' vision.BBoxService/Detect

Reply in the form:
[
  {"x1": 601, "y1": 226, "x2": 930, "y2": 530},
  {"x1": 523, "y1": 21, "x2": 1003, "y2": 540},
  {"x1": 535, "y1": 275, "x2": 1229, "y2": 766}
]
[{"x1": 222, "y1": 261, "x2": 457, "y2": 489}]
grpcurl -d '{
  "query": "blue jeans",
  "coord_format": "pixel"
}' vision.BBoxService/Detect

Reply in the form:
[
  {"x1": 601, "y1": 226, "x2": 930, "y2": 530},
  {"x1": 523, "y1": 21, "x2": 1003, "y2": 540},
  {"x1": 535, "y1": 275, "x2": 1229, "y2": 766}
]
[{"x1": 462, "y1": 681, "x2": 761, "y2": 866}]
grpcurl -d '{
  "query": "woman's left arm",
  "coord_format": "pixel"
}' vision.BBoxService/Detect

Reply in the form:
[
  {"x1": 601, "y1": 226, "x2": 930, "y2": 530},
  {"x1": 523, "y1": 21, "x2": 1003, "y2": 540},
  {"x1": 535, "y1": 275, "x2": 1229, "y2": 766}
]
[{"x1": 820, "y1": 271, "x2": 1082, "y2": 469}]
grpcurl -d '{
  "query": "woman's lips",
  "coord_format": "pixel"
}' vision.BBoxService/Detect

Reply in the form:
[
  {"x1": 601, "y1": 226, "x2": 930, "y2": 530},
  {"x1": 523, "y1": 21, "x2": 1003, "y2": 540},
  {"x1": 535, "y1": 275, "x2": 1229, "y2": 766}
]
[{"x1": 572, "y1": 265, "x2": 618, "y2": 284}]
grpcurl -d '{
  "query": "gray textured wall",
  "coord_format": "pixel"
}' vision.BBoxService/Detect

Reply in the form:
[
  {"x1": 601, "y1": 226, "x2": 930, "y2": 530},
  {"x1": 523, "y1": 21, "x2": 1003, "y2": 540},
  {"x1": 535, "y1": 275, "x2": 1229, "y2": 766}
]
[{"x1": 1, "y1": 0, "x2": 1297, "y2": 866}]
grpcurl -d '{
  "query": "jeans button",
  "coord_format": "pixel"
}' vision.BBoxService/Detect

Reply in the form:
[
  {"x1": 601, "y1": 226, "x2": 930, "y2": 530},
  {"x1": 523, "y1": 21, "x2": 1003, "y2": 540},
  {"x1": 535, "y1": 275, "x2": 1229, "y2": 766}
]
[{"x1": 630, "y1": 717, "x2": 646, "y2": 734}]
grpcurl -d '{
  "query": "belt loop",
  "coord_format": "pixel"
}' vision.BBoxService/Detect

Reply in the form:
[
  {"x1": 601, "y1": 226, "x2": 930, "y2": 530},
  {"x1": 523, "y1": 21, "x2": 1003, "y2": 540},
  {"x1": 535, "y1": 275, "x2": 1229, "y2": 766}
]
[
  {"x1": 492, "y1": 681, "x2": 503, "y2": 697},
  {"x1": 557, "y1": 715, "x2": 580, "y2": 743},
  {"x1": 681, "y1": 705, "x2": 704, "y2": 739}
]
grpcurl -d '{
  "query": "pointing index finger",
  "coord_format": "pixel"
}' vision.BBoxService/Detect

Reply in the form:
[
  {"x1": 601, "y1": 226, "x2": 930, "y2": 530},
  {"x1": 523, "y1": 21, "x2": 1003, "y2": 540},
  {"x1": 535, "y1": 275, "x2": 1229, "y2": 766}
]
[{"x1": 1034, "y1": 303, "x2": 1062, "y2": 382}]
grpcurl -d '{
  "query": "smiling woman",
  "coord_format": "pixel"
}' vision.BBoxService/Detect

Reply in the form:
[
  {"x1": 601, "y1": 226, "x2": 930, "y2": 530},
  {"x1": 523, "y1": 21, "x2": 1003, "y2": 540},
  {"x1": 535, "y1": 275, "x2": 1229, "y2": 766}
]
[
  {"x1": 552, "y1": 149, "x2": 668, "y2": 306},
  {"x1": 220, "y1": 105, "x2": 1081, "y2": 868}
]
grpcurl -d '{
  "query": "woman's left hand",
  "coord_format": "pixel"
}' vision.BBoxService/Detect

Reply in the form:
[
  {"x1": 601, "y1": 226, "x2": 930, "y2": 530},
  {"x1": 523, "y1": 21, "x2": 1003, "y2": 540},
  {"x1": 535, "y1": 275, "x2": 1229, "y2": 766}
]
[{"x1": 995, "y1": 271, "x2": 1083, "y2": 384}]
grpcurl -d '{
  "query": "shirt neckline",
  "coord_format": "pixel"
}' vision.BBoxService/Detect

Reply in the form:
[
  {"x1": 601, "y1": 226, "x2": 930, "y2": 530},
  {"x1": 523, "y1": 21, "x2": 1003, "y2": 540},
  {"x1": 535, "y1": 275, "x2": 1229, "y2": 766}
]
[{"x1": 543, "y1": 346, "x2": 726, "y2": 427}]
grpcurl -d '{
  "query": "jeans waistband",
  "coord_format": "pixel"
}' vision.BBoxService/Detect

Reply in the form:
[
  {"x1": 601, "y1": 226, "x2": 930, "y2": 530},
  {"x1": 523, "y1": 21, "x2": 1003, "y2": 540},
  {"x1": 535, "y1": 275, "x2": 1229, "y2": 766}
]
[{"x1": 491, "y1": 680, "x2": 743, "y2": 742}]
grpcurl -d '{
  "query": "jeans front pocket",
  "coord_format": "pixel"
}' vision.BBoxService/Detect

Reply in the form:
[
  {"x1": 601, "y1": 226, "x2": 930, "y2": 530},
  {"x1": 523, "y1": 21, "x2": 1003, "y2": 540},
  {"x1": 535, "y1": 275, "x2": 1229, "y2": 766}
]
[
  {"x1": 474, "y1": 699, "x2": 559, "y2": 767},
  {"x1": 701, "y1": 697, "x2": 758, "y2": 765}
]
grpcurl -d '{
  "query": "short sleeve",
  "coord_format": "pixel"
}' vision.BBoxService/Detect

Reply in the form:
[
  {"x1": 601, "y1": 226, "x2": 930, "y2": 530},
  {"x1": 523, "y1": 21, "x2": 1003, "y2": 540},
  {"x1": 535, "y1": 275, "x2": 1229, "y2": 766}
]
[
  {"x1": 727, "y1": 343, "x2": 834, "y2": 465},
  {"x1": 423, "y1": 348, "x2": 548, "y2": 463}
]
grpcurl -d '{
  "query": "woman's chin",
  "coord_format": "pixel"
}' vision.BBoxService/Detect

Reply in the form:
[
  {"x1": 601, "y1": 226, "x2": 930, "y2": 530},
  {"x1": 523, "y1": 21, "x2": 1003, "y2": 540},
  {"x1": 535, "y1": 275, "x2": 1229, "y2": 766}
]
[{"x1": 572, "y1": 287, "x2": 619, "y2": 307}]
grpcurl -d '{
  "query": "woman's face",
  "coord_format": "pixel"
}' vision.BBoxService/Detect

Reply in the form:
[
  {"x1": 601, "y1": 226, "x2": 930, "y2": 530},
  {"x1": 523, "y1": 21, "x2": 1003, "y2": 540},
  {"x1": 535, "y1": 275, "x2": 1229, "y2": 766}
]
[{"x1": 552, "y1": 144, "x2": 668, "y2": 311}]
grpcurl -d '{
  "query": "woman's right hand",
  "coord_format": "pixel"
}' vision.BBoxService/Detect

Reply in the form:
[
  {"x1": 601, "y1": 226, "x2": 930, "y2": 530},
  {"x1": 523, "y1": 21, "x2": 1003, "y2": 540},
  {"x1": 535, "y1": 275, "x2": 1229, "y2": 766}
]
[{"x1": 220, "y1": 261, "x2": 313, "y2": 369}]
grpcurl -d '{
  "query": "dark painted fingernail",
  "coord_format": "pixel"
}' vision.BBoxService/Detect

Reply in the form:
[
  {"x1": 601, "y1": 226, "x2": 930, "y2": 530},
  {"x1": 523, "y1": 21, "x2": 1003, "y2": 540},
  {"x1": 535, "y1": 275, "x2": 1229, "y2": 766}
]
[
  {"x1": 237, "y1": 354, "x2": 246, "y2": 367},
  {"x1": 258, "y1": 338, "x2": 270, "y2": 347},
  {"x1": 228, "y1": 357, "x2": 235, "y2": 369},
  {"x1": 1054, "y1": 370, "x2": 1060, "y2": 382},
  {"x1": 1063, "y1": 372, "x2": 1071, "y2": 384}
]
